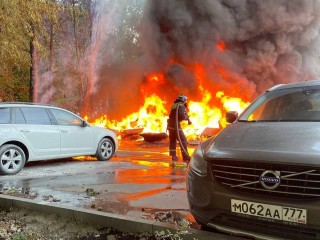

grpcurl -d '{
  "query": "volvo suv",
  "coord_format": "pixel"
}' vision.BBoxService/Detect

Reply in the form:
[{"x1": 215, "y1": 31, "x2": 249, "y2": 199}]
[
  {"x1": 187, "y1": 80, "x2": 320, "y2": 240},
  {"x1": 0, "y1": 102, "x2": 118, "y2": 175}
]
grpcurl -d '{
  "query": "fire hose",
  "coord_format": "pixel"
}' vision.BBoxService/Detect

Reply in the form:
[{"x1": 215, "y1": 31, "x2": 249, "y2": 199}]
[{"x1": 175, "y1": 103, "x2": 190, "y2": 158}]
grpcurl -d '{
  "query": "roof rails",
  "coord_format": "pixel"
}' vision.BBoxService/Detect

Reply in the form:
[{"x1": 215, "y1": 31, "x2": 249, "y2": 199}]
[
  {"x1": 0, "y1": 102, "x2": 55, "y2": 107},
  {"x1": 266, "y1": 84, "x2": 285, "y2": 92}
]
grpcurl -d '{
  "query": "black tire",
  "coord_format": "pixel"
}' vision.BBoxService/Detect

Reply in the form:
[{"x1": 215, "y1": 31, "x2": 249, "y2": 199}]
[
  {"x1": 95, "y1": 138, "x2": 114, "y2": 161},
  {"x1": 0, "y1": 144, "x2": 26, "y2": 175}
]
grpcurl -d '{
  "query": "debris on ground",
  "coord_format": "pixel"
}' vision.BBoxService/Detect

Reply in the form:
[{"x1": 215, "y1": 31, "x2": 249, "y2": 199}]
[
  {"x1": 142, "y1": 210, "x2": 193, "y2": 228},
  {"x1": 0, "y1": 208, "x2": 158, "y2": 240},
  {"x1": 0, "y1": 186, "x2": 38, "y2": 199},
  {"x1": 85, "y1": 188, "x2": 100, "y2": 196},
  {"x1": 139, "y1": 133, "x2": 168, "y2": 143},
  {"x1": 42, "y1": 195, "x2": 61, "y2": 202}
]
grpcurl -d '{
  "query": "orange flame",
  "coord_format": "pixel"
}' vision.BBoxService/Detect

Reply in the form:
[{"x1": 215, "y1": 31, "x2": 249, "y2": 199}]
[
  {"x1": 89, "y1": 94, "x2": 167, "y2": 133},
  {"x1": 86, "y1": 57, "x2": 251, "y2": 140},
  {"x1": 86, "y1": 91, "x2": 250, "y2": 140},
  {"x1": 217, "y1": 41, "x2": 226, "y2": 51}
]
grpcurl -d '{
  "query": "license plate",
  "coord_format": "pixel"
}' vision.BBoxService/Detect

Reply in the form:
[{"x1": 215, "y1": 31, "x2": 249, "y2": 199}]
[{"x1": 231, "y1": 199, "x2": 307, "y2": 224}]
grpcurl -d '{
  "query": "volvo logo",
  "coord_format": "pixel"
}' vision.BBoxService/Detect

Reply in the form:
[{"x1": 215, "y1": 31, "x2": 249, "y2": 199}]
[{"x1": 259, "y1": 170, "x2": 281, "y2": 190}]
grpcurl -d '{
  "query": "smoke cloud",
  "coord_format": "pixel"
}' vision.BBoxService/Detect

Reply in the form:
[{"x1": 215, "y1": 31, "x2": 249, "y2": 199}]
[{"x1": 87, "y1": 0, "x2": 320, "y2": 119}]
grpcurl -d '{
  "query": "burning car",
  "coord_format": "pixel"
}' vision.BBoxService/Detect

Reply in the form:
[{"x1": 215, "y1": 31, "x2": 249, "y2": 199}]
[
  {"x1": 187, "y1": 80, "x2": 320, "y2": 240},
  {"x1": 0, "y1": 102, "x2": 118, "y2": 175}
]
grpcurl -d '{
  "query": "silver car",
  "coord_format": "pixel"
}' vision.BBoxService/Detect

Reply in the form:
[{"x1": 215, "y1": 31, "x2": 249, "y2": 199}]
[
  {"x1": 0, "y1": 102, "x2": 118, "y2": 175},
  {"x1": 187, "y1": 80, "x2": 320, "y2": 240}
]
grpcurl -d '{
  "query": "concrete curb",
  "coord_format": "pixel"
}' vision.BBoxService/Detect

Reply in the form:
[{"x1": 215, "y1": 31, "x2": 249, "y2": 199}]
[{"x1": 0, "y1": 194, "x2": 236, "y2": 240}]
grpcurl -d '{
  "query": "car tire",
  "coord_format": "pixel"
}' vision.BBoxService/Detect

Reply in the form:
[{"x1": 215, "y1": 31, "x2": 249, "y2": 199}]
[
  {"x1": 95, "y1": 138, "x2": 114, "y2": 161},
  {"x1": 0, "y1": 144, "x2": 26, "y2": 175}
]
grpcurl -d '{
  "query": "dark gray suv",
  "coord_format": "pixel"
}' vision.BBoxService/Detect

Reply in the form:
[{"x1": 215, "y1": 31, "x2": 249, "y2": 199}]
[{"x1": 187, "y1": 80, "x2": 320, "y2": 240}]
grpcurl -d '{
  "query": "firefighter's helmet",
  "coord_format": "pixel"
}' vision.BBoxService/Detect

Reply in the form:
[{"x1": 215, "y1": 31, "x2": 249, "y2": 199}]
[{"x1": 178, "y1": 94, "x2": 188, "y2": 103}]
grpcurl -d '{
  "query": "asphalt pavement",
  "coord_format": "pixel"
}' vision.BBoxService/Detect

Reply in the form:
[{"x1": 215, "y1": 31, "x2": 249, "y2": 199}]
[{"x1": 0, "y1": 139, "x2": 245, "y2": 239}]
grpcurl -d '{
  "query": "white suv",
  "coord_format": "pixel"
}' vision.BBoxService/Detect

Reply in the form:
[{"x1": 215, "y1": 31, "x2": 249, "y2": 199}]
[{"x1": 0, "y1": 102, "x2": 118, "y2": 175}]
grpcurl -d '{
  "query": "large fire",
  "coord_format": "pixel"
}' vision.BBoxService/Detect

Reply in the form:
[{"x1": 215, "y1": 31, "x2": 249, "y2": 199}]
[
  {"x1": 85, "y1": 56, "x2": 250, "y2": 140},
  {"x1": 86, "y1": 84, "x2": 250, "y2": 140}
]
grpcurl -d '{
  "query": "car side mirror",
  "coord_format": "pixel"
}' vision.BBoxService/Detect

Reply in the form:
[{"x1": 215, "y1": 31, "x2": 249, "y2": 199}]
[
  {"x1": 226, "y1": 111, "x2": 238, "y2": 123},
  {"x1": 81, "y1": 120, "x2": 87, "y2": 127}
]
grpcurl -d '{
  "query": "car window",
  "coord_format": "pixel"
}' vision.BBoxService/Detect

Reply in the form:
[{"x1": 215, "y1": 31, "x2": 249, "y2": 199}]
[
  {"x1": 240, "y1": 87, "x2": 320, "y2": 121},
  {"x1": 50, "y1": 109, "x2": 82, "y2": 126},
  {"x1": 13, "y1": 108, "x2": 26, "y2": 124},
  {"x1": 20, "y1": 107, "x2": 52, "y2": 125},
  {"x1": 0, "y1": 108, "x2": 10, "y2": 124}
]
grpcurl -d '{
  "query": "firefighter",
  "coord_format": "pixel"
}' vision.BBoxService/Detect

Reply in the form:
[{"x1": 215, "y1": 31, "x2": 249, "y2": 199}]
[{"x1": 167, "y1": 94, "x2": 192, "y2": 162}]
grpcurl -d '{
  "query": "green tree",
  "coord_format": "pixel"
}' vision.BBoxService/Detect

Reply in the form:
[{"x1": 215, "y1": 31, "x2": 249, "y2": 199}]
[
  {"x1": 0, "y1": 0, "x2": 59, "y2": 102},
  {"x1": 0, "y1": 0, "x2": 93, "y2": 108},
  {"x1": 0, "y1": 0, "x2": 29, "y2": 101}
]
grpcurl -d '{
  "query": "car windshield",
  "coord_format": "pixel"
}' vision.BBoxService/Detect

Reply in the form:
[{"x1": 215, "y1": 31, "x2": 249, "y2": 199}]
[{"x1": 239, "y1": 86, "x2": 320, "y2": 122}]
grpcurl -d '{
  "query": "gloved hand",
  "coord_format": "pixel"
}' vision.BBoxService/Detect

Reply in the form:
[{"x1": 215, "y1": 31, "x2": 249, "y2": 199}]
[
  {"x1": 184, "y1": 103, "x2": 189, "y2": 111},
  {"x1": 188, "y1": 119, "x2": 192, "y2": 125}
]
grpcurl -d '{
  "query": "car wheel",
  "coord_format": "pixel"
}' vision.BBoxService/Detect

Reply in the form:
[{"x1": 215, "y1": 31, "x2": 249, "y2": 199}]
[
  {"x1": 95, "y1": 138, "x2": 114, "y2": 161},
  {"x1": 0, "y1": 144, "x2": 26, "y2": 175}
]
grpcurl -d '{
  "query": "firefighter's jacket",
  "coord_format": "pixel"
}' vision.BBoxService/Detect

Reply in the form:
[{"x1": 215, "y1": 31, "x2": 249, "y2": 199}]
[{"x1": 167, "y1": 101, "x2": 190, "y2": 130}]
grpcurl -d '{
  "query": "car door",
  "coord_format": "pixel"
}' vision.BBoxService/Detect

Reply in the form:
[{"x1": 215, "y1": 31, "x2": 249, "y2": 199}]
[
  {"x1": 13, "y1": 107, "x2": 61, "y2": 157},
  {"x1": 49, "y1": 108, "x2": 94, "y2": 155}
]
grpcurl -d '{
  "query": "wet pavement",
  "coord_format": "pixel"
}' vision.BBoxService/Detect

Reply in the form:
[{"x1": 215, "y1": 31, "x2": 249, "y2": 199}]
[{"x1": 0, "y1": 139, "x2": 199, "y2": 228}]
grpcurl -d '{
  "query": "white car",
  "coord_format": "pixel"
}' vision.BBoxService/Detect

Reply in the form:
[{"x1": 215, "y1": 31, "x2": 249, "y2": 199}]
[{"x1": 0, "y1": 102, "x2": 118, "y2": 175}]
